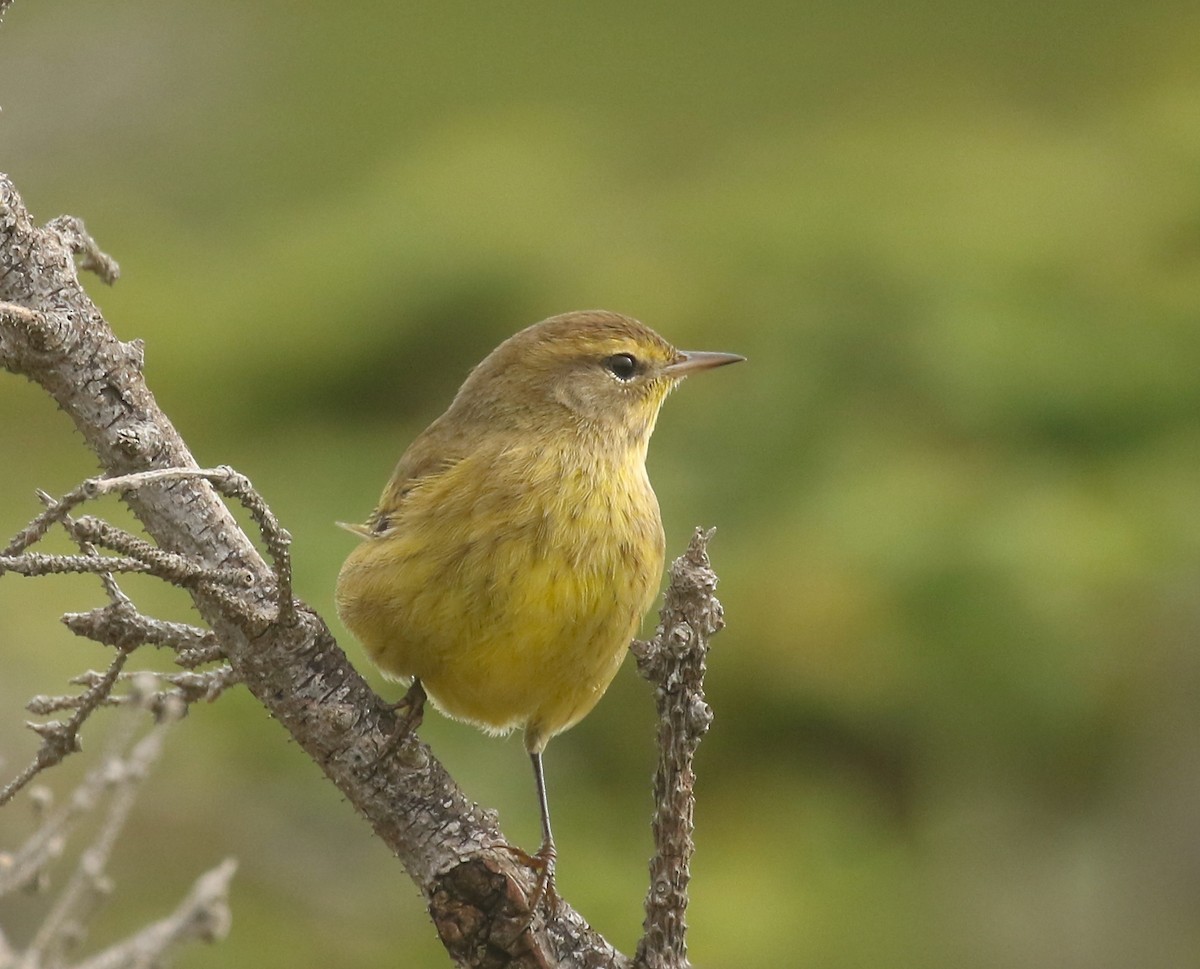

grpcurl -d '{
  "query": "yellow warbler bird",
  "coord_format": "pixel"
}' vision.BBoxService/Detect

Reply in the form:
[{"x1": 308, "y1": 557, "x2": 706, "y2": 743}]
[{"x1": 335, "y1": 309, "x2": 742, "y2": 903}]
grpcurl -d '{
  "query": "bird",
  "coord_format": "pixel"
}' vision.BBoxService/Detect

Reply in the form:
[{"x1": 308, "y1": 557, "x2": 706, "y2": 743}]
[{"x1": 335, "y1": 309, "x2": 742, "y2": 908}]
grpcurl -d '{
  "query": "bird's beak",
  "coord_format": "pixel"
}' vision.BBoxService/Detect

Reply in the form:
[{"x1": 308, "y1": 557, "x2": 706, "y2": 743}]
[{"x1": 663, "y1": 350, "x2": 746, "y2": 377}]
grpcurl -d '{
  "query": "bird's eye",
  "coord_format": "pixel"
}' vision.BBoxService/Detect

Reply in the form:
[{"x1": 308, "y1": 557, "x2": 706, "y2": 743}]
[{"x1": 603, "y1": 353, "x2": 638, "y2": 381}]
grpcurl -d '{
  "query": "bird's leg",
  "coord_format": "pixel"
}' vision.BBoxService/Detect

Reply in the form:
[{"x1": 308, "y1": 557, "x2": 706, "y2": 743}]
[
  {"x1": 384, "y1": 678, "x2": 426, "y2": 749},
  {"x1": 527, "y1": 749, "x2": 558, "y2": 912},
  {"x1": 503, "y1": 750, "x2": 558, "y2": 915}
]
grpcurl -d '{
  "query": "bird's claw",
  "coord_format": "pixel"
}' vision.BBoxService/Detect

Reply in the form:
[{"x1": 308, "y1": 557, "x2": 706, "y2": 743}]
[
  {"x1": 502, "y1": 840, "x2": 558, "y2": 916},
  {"x1": 383, "y1": 679, "x2": 426, "y2": 752}
]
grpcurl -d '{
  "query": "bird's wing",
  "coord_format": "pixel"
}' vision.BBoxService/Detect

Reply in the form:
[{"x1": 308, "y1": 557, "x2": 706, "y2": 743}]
[{"x1": 353, "y1": 417, "x2": 473, "y2": 538}]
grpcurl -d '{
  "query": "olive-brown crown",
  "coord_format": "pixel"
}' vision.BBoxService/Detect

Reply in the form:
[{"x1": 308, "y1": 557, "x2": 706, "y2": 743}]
[{"x1": 441, "y1": 310, "x2": 683, "y2": 438}]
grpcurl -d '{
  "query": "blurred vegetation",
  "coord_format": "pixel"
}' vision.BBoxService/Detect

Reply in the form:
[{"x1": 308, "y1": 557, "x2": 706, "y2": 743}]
[{"x1": 3, "y1": 2, "x2": 1200, "y2": 967}]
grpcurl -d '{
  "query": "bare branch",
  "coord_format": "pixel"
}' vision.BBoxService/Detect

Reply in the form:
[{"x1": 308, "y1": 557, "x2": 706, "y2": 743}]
[
  {"x1": 43, "y1": 216, "x2": 121, "y2": 285},
  {"x1": 0, "y1": 551, "x2": 155, "y2": 578},
  {"x1": 0, "y1": 687, "x2": 230, "y2": 969},
  {"x1": 69, "y1": 858, "x2": 238, "y2": 969},
  {"x1": 203, "y1": 465, "x2": 295, "y2": 622},
  {"x1": 53, "y1": 495, "x2": 139, "y2": 619},
  {"x1": 69, "y1": 515, "x2": 256, "y2": 589},
  {"x1": 0, "y1": 682, "x2": 172, "y2": 897},
  {"x1": 0, "y1": 300, "x2": 72, "y2": 361},
  {"x1": 0, "y1": 649, "x2": 132, "y2": 808},
  {"x1": 1, "y1": 173, "x2": 729, "y2": 967},
  {"x1": 80, "y1": 466, "x2": 294, "y2": 616},
  {"x1": 61, "y1": 604, "x2": 217, "y2": 657},
  {"x1": 22, "y1": 466, "x2": 295, "y2": 618},
  {"x1": 156, "y1": 666, "x2": 240, "y2": 703},
  {"x1": 20, "y1": 692, "x2": 183, "y2": 967},
  {"x1": 28, "y1": 665, "x2": 238, "y2": 716},
  {"x1": 5, "y1": 482, "x2": 102, "y2": 558},
  {"x1": 631, "y1": 528, "x2": 724, "y2": 969}
]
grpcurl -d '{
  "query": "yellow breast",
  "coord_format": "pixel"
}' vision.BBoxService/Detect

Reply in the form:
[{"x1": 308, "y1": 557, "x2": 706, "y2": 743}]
[{"x1": 335, "y1": 439, "x2": 665, "y2": 750}]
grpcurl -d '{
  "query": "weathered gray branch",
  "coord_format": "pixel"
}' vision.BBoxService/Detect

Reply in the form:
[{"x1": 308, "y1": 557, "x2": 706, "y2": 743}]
[
  {"x1": 0, "y1": 648, "x2": 132, "y2": 809},
  {"x1": 631, "y1": 530, "x2": 723, "y2": 969},
  {"x1": 70, "y1": 858, "x2": 238, "y2": 969},
  {"x1": 0, "y1": 174, "x2": 727, "y2": 968},
  {"x1": 0, "y1": 691, "x2": 236, "y2": 969}
]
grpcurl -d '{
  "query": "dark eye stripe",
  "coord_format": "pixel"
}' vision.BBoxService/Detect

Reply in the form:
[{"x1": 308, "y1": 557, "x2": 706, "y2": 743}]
[{"x1": 603, "y1": 353, "x2": 638, "y2": 381}]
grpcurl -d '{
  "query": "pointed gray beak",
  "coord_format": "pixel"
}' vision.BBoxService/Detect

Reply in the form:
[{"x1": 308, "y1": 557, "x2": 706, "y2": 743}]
[{"x1": 662, "y1": 349, "x2": 746, "y2": 377}]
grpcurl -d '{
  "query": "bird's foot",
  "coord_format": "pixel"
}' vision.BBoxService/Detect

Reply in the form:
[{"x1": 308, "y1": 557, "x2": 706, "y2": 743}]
[
  {"x1": 383, "y1": 679, "x2": 426, "y2": 751},
  {"x1": 502, "y1": 839, "x2": 558, "y2": 916}
]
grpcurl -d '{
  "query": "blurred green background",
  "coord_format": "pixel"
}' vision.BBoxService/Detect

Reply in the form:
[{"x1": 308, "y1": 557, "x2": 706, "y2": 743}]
[{"x1": 4, "y1": 2, "x2": 1200, "y2": 966}]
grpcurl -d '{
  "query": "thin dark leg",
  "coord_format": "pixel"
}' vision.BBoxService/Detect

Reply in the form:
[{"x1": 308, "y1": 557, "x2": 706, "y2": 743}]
[
  {"x1": 528, "y1": 750, "x2": 558, "y2": 912},
  {"x1": 531, "y1": 750, "x2": 554, "y2": 852}
]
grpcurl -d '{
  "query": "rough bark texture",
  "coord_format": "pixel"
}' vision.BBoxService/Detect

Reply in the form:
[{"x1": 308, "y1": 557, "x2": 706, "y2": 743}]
[
  {"x1": 631, "y1": 532, "x2": 723, "y2": 969},
  {"x1": 1, "y1": 174, "x2": 726, "y2": 968}
]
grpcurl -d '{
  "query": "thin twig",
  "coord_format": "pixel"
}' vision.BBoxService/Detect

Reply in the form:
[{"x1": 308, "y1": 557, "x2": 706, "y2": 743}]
[
  {"x1": 631, "y1": 528, "x2": 725, "y2": 969},
  {"x1": 70, "y1": 858, "x2": 238, "y2": 969},
  {"x1": 0, "y1": 680, "x2": 168, "y2": 896},
  {"x1": 21, "y1": 692, "x2": 182, "y2": 967},
  {"x1": 69, "y1": 516, "x2": 256, "y2": 589},
  {"x1": 0, "y1": 649, "x2": 133, "y2": 808},
  {"x1": 46, "y1": 215, "x2": 121, "y2": 285},
  {"x1": 4, "y1": 481, "x2": 98, "y2": 557},
  {"x1": 61, "y1": 604, "x2": 218, "y2": 659},
  {"x1": 28, "y1": 665, "x2": 239, "y2": 716},
  {"x1": 0, "y1": 551, "x2": 153, "y2": 577},
  {"x1": 43, "y1": 489, "x2": 135, "y2": 610},
  {"x1": 75, "y1": 466, "x2": 292, "y2": 618},
  {"x1": 2, "y1": 174, "x2": 690, "y2": 967},
  {"x1": 205, "y1": 465, "x2": 294, "y2": 623}
]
